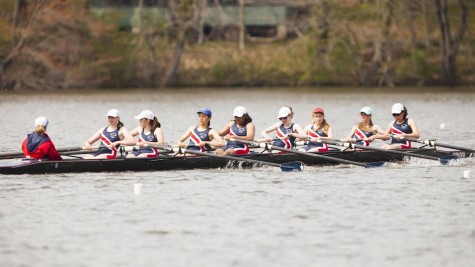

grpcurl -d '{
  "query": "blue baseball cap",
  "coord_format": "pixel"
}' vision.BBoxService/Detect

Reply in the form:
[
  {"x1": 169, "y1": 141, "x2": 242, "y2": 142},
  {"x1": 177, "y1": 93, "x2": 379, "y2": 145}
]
[{"x1": 197, "y1": 108, "x2": 212, "y2": 117}]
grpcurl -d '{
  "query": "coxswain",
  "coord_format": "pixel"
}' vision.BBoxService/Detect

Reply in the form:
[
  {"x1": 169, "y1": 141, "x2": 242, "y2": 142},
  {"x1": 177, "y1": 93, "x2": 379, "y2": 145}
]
[{"x1": 22, "y1": 117, "x2": 62, "y2": 160}]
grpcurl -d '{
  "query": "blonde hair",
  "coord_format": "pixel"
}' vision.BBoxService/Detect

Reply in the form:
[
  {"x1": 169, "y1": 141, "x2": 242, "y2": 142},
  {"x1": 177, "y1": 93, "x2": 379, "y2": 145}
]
[
  {"x1": 311, "y1": 112, "x2": 330, "y2": 133},
  {"x1": 35, "y1": 125, "x2": 46, "y2": 134},
  {"x1": 357, "y1": 118, "x2": 374, "y2": 132}
]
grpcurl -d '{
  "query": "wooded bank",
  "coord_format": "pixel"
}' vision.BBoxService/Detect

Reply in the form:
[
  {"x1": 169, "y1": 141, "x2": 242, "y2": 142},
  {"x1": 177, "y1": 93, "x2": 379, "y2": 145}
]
[{"x1": 0, "y1": 0, "x2": 473, "y2": 90}]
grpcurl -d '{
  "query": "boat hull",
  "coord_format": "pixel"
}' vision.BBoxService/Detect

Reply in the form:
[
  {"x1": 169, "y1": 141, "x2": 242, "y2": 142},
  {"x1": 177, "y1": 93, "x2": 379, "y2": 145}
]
[{"x1": 0, "y1": 148, "x2": 468, "y2": 175}]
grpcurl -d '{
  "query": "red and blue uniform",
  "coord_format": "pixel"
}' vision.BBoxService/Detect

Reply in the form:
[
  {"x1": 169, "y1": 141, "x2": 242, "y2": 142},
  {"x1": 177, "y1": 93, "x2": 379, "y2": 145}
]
[
  {"x1": 273, "y1": 123, "x2": 296, "y2": 149},
  {"x1": 132, "y1": 128, "x2": 159, "y2": 157},
  {"x1": 352, "y1": 127, "x2": 374, "y2": 147},
  {"x1": 188, "y1": 127, "x2": 212, "y2": 152},
  {"x1": 302, "y1": 126, "x2": 328, "y2": 152},
  {"x1": 223, "y1": 123, "x2": 249, "y2": 155},
  {"x1": 94, "y1": 127, "x2": 120, "y2": 159},
  {"x1": 390, "y1": 119, "x2": 412, "y2": 149},
  {"x1": 22, "y1": 132, "x2": 62, "y2": 160}
]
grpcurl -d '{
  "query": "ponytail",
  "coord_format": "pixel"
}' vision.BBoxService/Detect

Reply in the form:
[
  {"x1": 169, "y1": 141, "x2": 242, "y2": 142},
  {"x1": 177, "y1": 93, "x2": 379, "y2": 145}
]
[
  {"x1": 35, "y1": 125, "x2": 46, "y2": 134},
  {"x1": 117, "y1": 121, "x2": 124, "y2": 129},
  {"x1": 150, "y1": 117, "x2": 161, "y2": 132},
  {"x1": 242, "y1": 113, "x2": 253, "y2": 126},
  {"x1": 402, "y1": 106, "x2": 408, "y2": 119}
]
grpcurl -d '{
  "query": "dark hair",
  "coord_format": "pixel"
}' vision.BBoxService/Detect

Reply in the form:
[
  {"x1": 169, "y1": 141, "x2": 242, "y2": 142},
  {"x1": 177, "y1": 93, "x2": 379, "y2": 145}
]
[
  {"x1": 242, "y1": 113, "x2": 253, "y2": 126},
  {"x1": 150, "y1": 117, "x2": 161, "y2": 132},
  {"x1": 402, "y1": 106, "x2": 408, "y2": 119},
  {"x1": 117, "y1": 121, "x2": 124, "y2": 129}
]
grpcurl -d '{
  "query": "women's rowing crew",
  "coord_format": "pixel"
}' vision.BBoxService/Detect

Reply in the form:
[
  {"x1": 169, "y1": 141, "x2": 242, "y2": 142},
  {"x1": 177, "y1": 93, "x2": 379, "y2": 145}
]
[{"x1": 24, "y1": 103, "x2": 423, "y2": 161}]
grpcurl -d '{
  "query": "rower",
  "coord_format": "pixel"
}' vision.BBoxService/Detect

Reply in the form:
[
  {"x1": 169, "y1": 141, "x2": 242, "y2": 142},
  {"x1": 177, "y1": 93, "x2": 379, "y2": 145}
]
[
  {"x1": 343, "y1": 106, "x2": 385, "y2": 146},
  {"x1": 376, "y1": 103, "x2": 420, "y2": 150},
  {"x1": 177, "y1": 108, "x2": 224, "y2": 153},
  {"x1": 83, "y1": 109, "x2": 135, "y2": 159},
  {"x1": 127, "y1": 110, "x2": 164, "y2": 158},
  {"x1": 261, "y1": 106, "x2": 303, "y2": 150},
  {"x1": 22, "y1": 117, "x2": 62, "y2": 161},
  {"x1": 215, "y1": 106, "x2": 255, "y2": 156},
  {"x1": 291, "y1": 107, "x2": 334, "y2": 152}
]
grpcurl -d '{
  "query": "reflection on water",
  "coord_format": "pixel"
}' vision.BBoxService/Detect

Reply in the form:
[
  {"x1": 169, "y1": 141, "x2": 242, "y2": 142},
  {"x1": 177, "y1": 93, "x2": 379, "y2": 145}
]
[{"x1": 1, "y1": 88, "x2": 475, "y2": 267}]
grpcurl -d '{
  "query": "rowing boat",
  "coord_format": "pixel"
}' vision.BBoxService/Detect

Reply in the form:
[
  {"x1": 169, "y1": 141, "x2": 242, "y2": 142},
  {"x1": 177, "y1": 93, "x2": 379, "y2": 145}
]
[{"x1": 0, "y1": 147, "x2": 469, "y2": 175}]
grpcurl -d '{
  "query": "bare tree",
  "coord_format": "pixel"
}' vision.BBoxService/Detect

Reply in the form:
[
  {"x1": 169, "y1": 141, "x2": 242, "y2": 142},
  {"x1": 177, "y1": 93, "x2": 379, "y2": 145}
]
[
  {"x1": 162, "y1": 0, "x2": 200, "y2": 87},
  {"x1": 434, "y1": 0, "x2": 467, "y2": 85}
]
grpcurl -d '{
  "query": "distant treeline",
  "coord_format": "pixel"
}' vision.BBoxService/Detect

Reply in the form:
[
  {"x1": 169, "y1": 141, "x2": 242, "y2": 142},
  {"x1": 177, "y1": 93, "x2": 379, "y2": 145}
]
[{"x1": 0, "y1": 0, "x2": 473, "y2": 90}]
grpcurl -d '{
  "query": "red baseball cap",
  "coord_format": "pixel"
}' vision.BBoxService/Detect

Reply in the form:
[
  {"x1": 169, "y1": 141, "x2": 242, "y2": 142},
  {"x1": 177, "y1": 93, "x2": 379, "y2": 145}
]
[{"x1": 312, "y1": 107, "x2": 325, "y2": 114}]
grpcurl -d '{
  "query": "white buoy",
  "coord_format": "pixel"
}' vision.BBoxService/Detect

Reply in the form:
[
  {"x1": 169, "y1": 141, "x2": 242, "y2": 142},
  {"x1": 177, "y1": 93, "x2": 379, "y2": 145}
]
[
  {"x1": 134, "y1": 183, "x2": 143, "y2": 195},
  {"x1": 440, "y1": 123, "x2": 446, "y2": 130},
  {"x1": 463, "y1": 170, "x2": 471, "y2": 179}
]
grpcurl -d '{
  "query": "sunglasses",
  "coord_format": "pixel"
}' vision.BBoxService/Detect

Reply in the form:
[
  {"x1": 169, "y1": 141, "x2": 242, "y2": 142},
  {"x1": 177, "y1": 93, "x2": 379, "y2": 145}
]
[
  {"x1": 392, "y1": 113, "x2": 402, "y2": 117},
  {"x1": 279, "y1": 116, "x2": 288, "y2": 121}
]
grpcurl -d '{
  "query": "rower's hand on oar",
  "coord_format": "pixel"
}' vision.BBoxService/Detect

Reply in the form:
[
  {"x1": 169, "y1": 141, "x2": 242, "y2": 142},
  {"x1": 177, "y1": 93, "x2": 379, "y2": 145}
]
[
  {"x1": 177, "y1": 141, "x2": 186, "y2": 148},
  {"x1": 136, "y1": 141, "x2": 148, "y2": 147},
  {"x1": 310, "y1": 137, "x2": 322, "y2": 143},
  {"x1": 83, "y1": 143, "x2": 94, "y2": 151},
  {"x1": 223, "y1": 135, "x2": 232, "y2": 141}
]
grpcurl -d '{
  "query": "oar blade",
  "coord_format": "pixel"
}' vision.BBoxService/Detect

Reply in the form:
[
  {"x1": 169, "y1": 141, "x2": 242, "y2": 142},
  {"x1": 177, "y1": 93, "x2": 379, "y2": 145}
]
[
  {"x1": 280, "y1": 161, "x2": 304, "y2": 172},
  {"x1": 364, "y1": 161, "x2": 385, "y2": 168},
  {"x1": 439, "y1": 155, "x2": 459, "y2": 165}
]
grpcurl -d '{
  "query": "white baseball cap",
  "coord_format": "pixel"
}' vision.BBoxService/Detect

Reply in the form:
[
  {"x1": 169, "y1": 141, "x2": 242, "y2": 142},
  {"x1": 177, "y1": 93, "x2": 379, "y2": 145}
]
[
  {"x1": 134, "y1": 110, "x2": 154, "y2": 120},
  {"x1": 277, "y1": 107, "x2": 292, "y2": 119},
  {"x1": 34, "y1": 117, "x2": 48, "y2": 127},
  {"x1": 391, "y1": 103, "x2": 404, "y2": 114},
  {"x1": 107, "y1": 109, "x2": 120, "y2": 117},
  {"x1": 360, "y1": 106, "x2": 373, "y2": 115},
  {"x1": 233, "y1": 106, "x2": 247, "y2": 117}
]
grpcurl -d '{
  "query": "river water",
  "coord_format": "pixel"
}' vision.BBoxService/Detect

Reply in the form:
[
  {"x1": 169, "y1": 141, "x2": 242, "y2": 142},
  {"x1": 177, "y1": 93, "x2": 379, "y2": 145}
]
[{"x1": 1, "y1": 88, "x2": 474, "y2": 267}]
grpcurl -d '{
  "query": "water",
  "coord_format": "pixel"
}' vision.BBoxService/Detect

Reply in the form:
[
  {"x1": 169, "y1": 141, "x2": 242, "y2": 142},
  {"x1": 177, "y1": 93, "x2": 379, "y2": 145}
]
[{"x1": 1, "y1": 88, "x2": 475, "y2": 267}]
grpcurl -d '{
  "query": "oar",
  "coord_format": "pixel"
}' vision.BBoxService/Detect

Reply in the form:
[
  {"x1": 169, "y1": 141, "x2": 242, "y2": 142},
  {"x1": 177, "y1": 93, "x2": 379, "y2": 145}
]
[
  {"x1": 0, "y1": 146, "x2": 95, "y2": 160},
  {"x1": 398, "y1": 136, "x2": 475, "y2": 153},
  {"x1": 157, "y1": 145, "x2": 304, "y2": 172},
  {"x1": 231, "y1": 139, "x2": 384, "y2": 168},
  {"x1": 324, "y1": 140, "x2": 458, "y2": 165}
]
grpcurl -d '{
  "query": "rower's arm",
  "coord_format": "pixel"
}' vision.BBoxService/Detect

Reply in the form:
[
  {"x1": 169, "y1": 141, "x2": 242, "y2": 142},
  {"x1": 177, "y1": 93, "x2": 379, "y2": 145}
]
[
  {"x1": 129, "y1": 127, "x2": 140, "y2": 137},
  {"x1": 84, "y1": 129, "x2": 102, "y2": 150},
  {"x1": 177, "y1": 127, "x2": 193, "y2": 147},
  {"x1": 208, "y1": 129, "x2": 225, "y2": 147},
  {"x1": 344, "y1": 125, "x2": 357, "y2": 141},
  {"x1": 230, "y1": 123, "x2": 255, "y2": 141},
  {"x1": 290, "y1": 125, "x2": 309, "y2": 139},
  {"x1": 375, "y1": 123, "x2": 393, "y2": 141},
  {"x1": 117, "y1": 127, "x2": 136, "y2": 146},
  {"x1": 405, "y1": 119, "x2": 420, "y2": 139},
  {"x1": 260, "y1": 122, "x2": 279, "y2": 141},
  {"x1": 218, "y1": 123, "x2": 231, "y2": 136}
]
